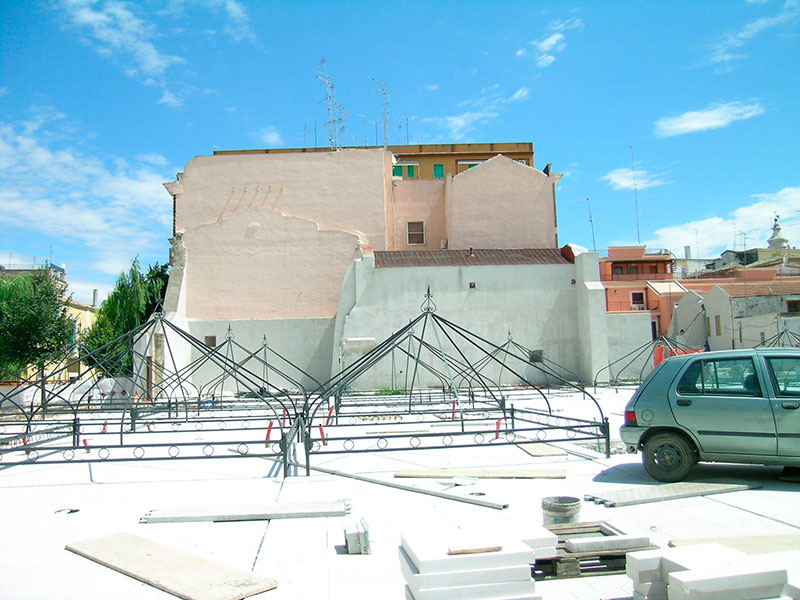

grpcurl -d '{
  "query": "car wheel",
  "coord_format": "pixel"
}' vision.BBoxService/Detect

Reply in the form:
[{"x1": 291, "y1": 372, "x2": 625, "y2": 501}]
[{"x1": 642, "y1": 432, "x2": 696, "y2": 482}]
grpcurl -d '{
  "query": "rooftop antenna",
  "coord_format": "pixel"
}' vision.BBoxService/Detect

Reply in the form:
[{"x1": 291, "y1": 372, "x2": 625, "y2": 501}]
[
  {"x1": 629, "y1": 146, "x2": 641, "y2": 245},
  {"x1": 372, "y1": 78, "x2": 389, "y2": 149},
  {"x1": 317, "y1": 59, "x2": 343, "y2": 150},
  {"x1": 570, "y1": 198, "x2": 597, "y2": 252}
]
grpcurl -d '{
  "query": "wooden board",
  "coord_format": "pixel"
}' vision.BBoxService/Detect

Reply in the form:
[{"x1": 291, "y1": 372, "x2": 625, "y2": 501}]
[
  {"x1": 140, "y1": 499, "x2": 350, "y2": 523},
  {"x1": 394, "y1": 468, "x2": 566, "y2": 479},
  {"x1": 66, "y1": 533, "x2": 277, "y2": 600},
  {"x1": 668, "y1": 534, "x2": 800, "y2": 554}
]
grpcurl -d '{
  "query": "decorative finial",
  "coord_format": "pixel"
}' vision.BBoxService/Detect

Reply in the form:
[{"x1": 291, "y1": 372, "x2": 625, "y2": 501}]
[{"x1": 420, "y1": 286, "x2": 437, "y2": 313}]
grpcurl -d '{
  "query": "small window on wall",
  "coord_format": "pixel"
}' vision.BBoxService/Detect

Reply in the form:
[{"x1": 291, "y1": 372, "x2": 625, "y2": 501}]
[
  {"x1": 714, "y1": 315, "x2": 722, "y2": 336},
  {"x1": 631, "y1": 292, "x2": 645, "y2": 306},
  {"x1": 406, "y1": 165, "x2": 415, "y2": 178},
  {"x1": 433, "y1": 164, "x2": 444, "y2": 178},
  {"x1": 204, "y1": 336, "x2": 217, "y2": 348},
  {"x1": 407, "y1": 221, "x2": 425, "y2": 245},
  {"x1": 517, "y1": 159, "x2": 528, "y2": 165},
  {"x1": 788, "y1": 300, "x2": 800, "y2": 313},
  {"x1": 392, "y1": 165, "x2": 402, "y2": 177}
]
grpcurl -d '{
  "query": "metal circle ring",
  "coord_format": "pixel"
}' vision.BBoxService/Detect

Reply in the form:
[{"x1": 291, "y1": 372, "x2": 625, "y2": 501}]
[
  {"x1": 505, "y1": 431, "x2": 517, "y2": 443},
  {"x1": 99, "y1": 447, "x2": 110, "y2": 460},
  {"x1": 410, "y1": 436, "x2": 421, "y2": 448},
  {"x1": 474, "y1": 433, "x2": 485, "y2": 445},
  {"x1": 377, "y1": 437, "x2": 388, "y2": 450},
  {"x1": 63, "y1": 449, "x2": 75, "y2": 461},
  {"x1": 220, "y1": 421, "x2": 227, "y2": 429},
  {"x1": 171, "y1": 423, "x2": 180, "y2": 431},
  {"x1": 442, "y1": 434, "x2": 453, "y2": 447},
  {"x1": 567, "y1": 428, "x2": 577, "y2": 439},
  {"x1": 242, "y1": 420, "x2": 250, "y2": 429},
  {"x1": 312, "y1": 441, "x2": 321, "y2": 453},
  {"x1": 169, "y1": 445, "x2": 180, "y2": 457},
  {"x1": 270, "y1": 442, "x2": 281, "y2": 454},
  {"x1": 195, "y1": 422, "x2": 204, "y2": 430},
  {"x1": 203, "y1": 445, "x2": 214, "y2": 457},
  {"x1": 344, "y1": 439, "x2": 355, "y2": 452},
  {"x1": 237, "y1": 443, "x2": 249, "y2": 455},
  {"x1": 27, "y1": 450, "x2": 39, "y2": 462},
  {"x1": 134, "y1": 446, "x2": 145, "y2": 459},
  {"x1": 536, "y1": 429, "x2": 547, "y2": 441}
]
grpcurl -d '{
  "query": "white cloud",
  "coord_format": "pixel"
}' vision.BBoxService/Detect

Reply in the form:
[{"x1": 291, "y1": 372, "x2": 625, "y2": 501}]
[
  {"x1": 508, "y1": 87, "x2": 530, "y2": 102},
  {"x1": 137, "y1": 153, "x2": 169, "y2": 166},
  {"x1": 708, "y1": 0, "x2": 799, "y2": 67},
  {"x1": 158, "y1": 90, "x2": 183, "y2": 108},
  {"x1": 259, "y1": 126, "x2": 283, "y2": 146},
  {"x1": 645, "y1": 187, "x2": 800, "y2": 258},
  {"x1": 654, "y1": 100, "x2": 764, "y2": 137},
  {"x1": 601, "y1": 168, "x2": 671, "y2": 191},
  {"x1": 0, "y1": 107, "x2": 173, "y2": 278},
  {"x1": 425, "y1": 84, "x2": 439, "y2": 91},
  {"x1": 62, "y1": 0, "x2": 186, "y2": 78},
  {"x1": 422, "y1": 87, "x2": 531, "y2": 141},
  {"x1": 422, "y1": 112, "x2": 497, "y2": 142},
  {"x1": 519, "y1": 16, "x2": 582, "y2": 68}
]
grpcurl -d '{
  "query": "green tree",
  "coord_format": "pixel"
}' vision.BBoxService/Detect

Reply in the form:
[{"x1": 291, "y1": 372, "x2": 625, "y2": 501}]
[
  {"x1": 0, "y1": 270, "x2": 75, "y2": 380},
  {"x1": 82, "y1": 258, "x2": 169, "y2": 376}
]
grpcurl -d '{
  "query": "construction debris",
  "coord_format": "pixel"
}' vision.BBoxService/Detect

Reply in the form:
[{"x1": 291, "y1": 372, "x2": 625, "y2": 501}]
[
  {"x1": 344, "y1": 517, "x2": 371, "y2": 555},
  {"x1": 65, "y1": 533, "x2": 277, "y2": 600}
]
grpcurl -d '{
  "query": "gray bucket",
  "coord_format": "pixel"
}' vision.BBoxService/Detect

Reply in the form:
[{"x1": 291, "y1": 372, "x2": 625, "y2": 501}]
[{"x1": 542, "y1": 496, "x2": 581, "y2": 525}]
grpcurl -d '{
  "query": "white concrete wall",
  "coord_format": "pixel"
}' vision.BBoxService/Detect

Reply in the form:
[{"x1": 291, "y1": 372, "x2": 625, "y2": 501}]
[
  {"x1": 605, "y1": 312, "x2": 655, "y2": 382},
  {"x1": 704, "y1": 287, "x2": 734, "y2": 350},
  {"x1": 334, "y1": 260, "x2": 585, "y2": 390},
  {"x1": 187, "y1": 318, "x2": 336, "y2": 392},
  {"x1": 669, "y1": 291, "x2": 708, "y2": 349}
]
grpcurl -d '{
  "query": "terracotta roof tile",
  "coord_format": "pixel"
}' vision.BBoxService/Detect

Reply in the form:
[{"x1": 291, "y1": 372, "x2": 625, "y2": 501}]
[
  {"x1": 374, "y1": 248, "x2": 571, "y2": 268},
  {"x1": 714, "y1": 280, "x2": 800, "y2": 297}
]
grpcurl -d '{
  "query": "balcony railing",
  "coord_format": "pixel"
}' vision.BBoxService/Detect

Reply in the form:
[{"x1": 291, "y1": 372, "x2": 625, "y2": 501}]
[
  {"x1": 601, "y1": 273, "x2": 673, "y2": 282},
  {"x1": 607, "y1": 301, "x2": 661, "y2": 312}
]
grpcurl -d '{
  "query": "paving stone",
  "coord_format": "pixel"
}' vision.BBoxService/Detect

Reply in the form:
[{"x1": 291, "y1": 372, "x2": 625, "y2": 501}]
[
  {"x1": 585, "y1": 481, "x2": 760, "y2": 507},
  {"x1": 565, "y1": 534, "x2": 649, "y2": 553}
]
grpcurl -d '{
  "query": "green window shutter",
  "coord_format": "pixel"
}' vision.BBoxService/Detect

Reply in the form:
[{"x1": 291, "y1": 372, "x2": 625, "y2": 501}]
[
  {"x1": 407, "y1": 165, "x2": 415, "y2": 178},
  {"x1": 433, "y1": 164, "x2": 444, "y2": 178},
  {"x1": 393, "y1": 165, "x2": 402, "y2": 177}
]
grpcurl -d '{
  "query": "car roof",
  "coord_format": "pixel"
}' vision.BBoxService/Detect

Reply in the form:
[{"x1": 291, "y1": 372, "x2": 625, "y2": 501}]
[{"x1": 665, "y1": 347, "x2": 800, "y2": 365}]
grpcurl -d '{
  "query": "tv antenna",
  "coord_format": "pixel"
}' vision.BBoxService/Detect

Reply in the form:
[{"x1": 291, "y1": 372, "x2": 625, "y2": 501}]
[
  {"x1": 317, "y1": 59, "x2": 345, "y2": 150},
  {"x1": 372, "y1": 78, "x2": 389, "y2": 149},
  {"x1": 570, "y1": 198, "x2": 597, "y2": 252},
  {"x1": 629, "y1": 146, "x2": 641, "y2": 245}
]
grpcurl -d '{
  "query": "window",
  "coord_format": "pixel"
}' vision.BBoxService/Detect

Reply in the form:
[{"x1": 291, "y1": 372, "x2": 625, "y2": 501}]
[
  {"x1": 517, "y1": 159, "x2": 529, "y2": 165},
  {"x1": 407, "y1": 165, "x2": 415, "y2": 178},
  {"x1": 677, "y1": 358, "x2": 761, "y2": 396},
  {"x1": 392, "y1": 165, "x2": 402, "y2": 177},
  {"x1": 457, "y1": 160, "x2": 484, "y2": 172},
  {"x1": 788, "y1": 300, "x2": 800, "y2": 313},
  {"x1": 631, "y1": 292, "x2": 645, "y2": 306},
  {"x1": 714, "y1": 315, "x2": 721, "y2": 336},
  {"x1": 706, "y1": 317, "x2": 711, "y2": 337},
  {"x1": 204, "y1": 335, "x2": 217, "y2": 348},
  {"x1": 766, "y1": 357, "x2": 800, "y2": 396},
  {"x1": 628, "y1": 265, "x2": 639, "y2": 274},
  {"x1": 613, "y1": 266, "x2": 623, "y2": 275},
  {"x1": 433, "y1": 164, "x2": 444, "y2": 178},
  {"x1": 407, "y1": 221, "x2": 425, "y2": 245}
]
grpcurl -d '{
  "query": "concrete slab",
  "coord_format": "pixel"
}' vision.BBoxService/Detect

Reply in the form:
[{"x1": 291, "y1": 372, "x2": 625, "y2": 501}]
[
  {"x1": 398, "y1": 546, "x2": 532, "y2": 589},
  {"x1": 140, "y1": 499, "x2": 351, "y2": 523},
  {"x1": 668, "y1": 566, "x2": 787, "y2": 600},
  {"x1": 564, "y1": 534, "x2": 650, "y2": 553},
  {"x1": 400, "y1": 531, "x2": 533, "y2": 574},
  {"x1": 585, "y1": 481, "x2": 760, "y2": 507}
]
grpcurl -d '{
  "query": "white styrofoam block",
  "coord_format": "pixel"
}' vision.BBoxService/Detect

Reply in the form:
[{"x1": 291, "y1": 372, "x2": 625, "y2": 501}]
[
  {"x1": 399, "y1": 546, "x2": 532, "y2": 590},
  {"x1": 634, "y1": 578, "x2": 667, "y2": 597},
  {"x1": 659, "y1": 543, "x2": 746, "y2": 581},
  {"x1": 401, "y1": 532, "x2": 533, "y2": 574},
  {"x1": 785, "y1": 575, "x2": 800, "y2": 599},
  {"x1": 627, "y1": 549, "x2": 664, "y2": 584},
  {"x1": 668, "y1": 566, "x2": 787, "y2": 600},
  {"x1": 531, "y1": 546, "x2": 557, "y2": 560},
  {"x1": 565, "y1": 534, "x2": 650, "y2": 553},
  {"x1": 410, "y1": 577, "x2": 537, "y2": 600}
]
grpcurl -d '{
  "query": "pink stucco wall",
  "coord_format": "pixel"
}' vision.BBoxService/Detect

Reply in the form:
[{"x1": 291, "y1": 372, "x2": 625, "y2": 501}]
[
  {"x1": 388, "y1": 180, "x2": 447, "y2": 250},
  {"x1": 447, "y1": 156, "x2": 559, "y2": 249},
  {"x1": 171, "y1": 150, "x2": 388, "y2": 320}
]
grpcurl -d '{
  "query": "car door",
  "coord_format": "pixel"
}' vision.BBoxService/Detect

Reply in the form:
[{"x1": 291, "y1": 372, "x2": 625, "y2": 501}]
[
  {"x1": 670, "y1": 356, "x2": 778, "y2": 456},
  {"x1": 764, "y1": 356, "x2": 800, "y2": 458}
]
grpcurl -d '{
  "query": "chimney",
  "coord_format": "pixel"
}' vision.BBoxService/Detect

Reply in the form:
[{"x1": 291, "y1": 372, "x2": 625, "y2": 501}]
[
  {"x1": 92, "y1": 289, "x2": 98, "y2": 307},
  {"x1": 684, "y1": 246, "x2": 691, "y2": 259}
]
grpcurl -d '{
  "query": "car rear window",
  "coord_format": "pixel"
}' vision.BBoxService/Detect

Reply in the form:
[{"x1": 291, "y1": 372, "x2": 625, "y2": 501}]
[{"x1": 677, "y1": 357, "x2": 762, "y2": 396}]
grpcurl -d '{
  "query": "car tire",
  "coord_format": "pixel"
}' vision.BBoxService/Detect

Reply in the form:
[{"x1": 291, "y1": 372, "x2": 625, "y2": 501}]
[{"x1": 642, "y1": 432, "x2": 696, "y2": 482}]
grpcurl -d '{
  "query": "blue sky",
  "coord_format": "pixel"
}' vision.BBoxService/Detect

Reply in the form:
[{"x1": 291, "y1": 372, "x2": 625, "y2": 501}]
[{"x1": 1, "y1": 0, "x2": 798, "y2": 304}]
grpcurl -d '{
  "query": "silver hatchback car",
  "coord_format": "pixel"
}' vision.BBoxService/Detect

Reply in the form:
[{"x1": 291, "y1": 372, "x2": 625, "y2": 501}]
[{"x1": 620, "y1": 348, "x2": 800, "y2": 481}]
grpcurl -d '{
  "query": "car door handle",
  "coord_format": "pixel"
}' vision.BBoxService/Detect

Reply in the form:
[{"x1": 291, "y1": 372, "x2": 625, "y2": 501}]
[
  {"x1": 676, "y1": 399, "x2": 692, "y2": 406},
  {"x1": 782, "y1": 401, "x2": 800, "y2": 410}
]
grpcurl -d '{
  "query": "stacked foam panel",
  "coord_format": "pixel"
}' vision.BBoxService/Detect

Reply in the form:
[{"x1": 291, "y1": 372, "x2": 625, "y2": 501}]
[
  {"x1": 626, "y1": 543, "x2": 800, "y2": 600},
  {"x1": 519, "y1": 526, "x2": 558, "y2": 561},
  {"x1": 399, "y1": 530, "x2": 541, "y2": 600}
]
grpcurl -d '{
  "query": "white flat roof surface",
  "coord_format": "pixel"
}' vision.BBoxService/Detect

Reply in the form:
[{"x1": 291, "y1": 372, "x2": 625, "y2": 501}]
[{"x1": 2, "y1": 386, "x2": 798, "y2": 600}]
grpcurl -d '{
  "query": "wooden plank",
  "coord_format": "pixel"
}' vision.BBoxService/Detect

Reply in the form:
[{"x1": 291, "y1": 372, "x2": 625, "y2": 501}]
[
  {"x1": 66, "y1": 533, "x2": 277, "y2": 600},
  {"x1": 394, "y1": 468, "x2": 566, "y2": 479},
  {"x1": 140, "y1": 499, "x2": 350, "y2": 524},
  {"x1": 668, "y1": 534, "x2": 800, "y2": 554}
]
